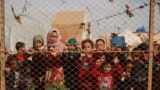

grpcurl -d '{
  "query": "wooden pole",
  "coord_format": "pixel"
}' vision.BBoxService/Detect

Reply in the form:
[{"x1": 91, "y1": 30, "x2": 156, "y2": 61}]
[
  {"x1": 0, "y1": 0, "x2": 5, "y2": 90},
  {"x1": 148, "y1": 0, "x2": 155, "y2": 90}
]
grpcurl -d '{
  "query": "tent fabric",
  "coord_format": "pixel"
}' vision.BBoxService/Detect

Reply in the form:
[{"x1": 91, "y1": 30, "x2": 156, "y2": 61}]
[
  {"x1": 118, "y1": 30, "x2": 143, "y2": 47},
  {"x1": 136, "y1": 26, "x2": 147, "y2": 32},
  {"x1": 154, "y1": 32, "x2": 160, "y2": 44},
  {"x1": 111, "y1": 36, "x2": 125, "y2": 47}
]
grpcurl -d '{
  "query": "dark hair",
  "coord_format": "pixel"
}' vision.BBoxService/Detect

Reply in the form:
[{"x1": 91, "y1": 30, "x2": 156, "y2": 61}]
[
  {"x1": 15, "y1": 42, "x2": 25, "y2": 50},
  {"x1": 6, "y1": 55, "x2": 18, "y2": 66},
  {"x1": 100, "y1": 61, "x2": 112, "y2": 71},
  {"x1": 96, "y1": 39, "x2": 105, "y2": 44},
  {"x1": 137, "y1": 43, "x2": 149, "y2": 51},
  {"x1": 132, "y1": 47, "x2": 140, "y2": 51},
  {"x1": 81, "y1": 39, "x2": 94, "y2": 49},
  {"x1": 94, "y1": 52, "x2": 105, "y2": 60},
  {"x1": 131, "y1": 47, "x2": 140, "y2": 55},
  {"x1": 23, "y1": 60, "x2": 32, "y2": 67}
]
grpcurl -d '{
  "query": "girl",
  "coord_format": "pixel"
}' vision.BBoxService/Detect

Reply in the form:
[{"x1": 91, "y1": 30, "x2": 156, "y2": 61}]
[
  {"x1": 31, "y1": 35, "x2": 46, "y2": 90},
  {"x1": 45, "y1": 28, "x2": 66, "y2": 90},
  {"x1": 44, "y1": 28, "x2": 64, "y2": 52},
  {"x1": 32, "y1": 35, "x2": 44, "y2": 51},
  {"x1": 76, "y1": 39, "x2": 95, "y2": 90},
  {"x1": 95, "y1": 38, "x2": 106, "y2": 52}
]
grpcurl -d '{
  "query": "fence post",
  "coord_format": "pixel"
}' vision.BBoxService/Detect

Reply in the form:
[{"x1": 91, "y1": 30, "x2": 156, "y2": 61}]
[
  {"x1": 148, "y1": 0, "x2": 155, "y2": 90},
  {"x1": 0, "y1": 0, "x2": 5, "y2": 90}
]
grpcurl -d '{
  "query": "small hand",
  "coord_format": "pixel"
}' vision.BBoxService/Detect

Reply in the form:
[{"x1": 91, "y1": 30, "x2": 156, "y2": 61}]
[{"x1": 4, "y1": 68, "x2": 11, "y2": 73}]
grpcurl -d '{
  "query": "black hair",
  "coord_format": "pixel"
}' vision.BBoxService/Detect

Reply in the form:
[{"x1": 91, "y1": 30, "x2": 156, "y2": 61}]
[
  {"x1": 23, "y1": 60, "x2": 32, "y2": 67},
  {"x1": 100, "y1": 61, "x2": 112, "y2": 72},
  {"x1": 131, "y1": 47, "x2": 140, "y2": 55},
  {"x1": 81, "y1": 39, "x2": 94, "y2": 49},
  {"x1": 137, "y1": 43, "x2": 149, "y2": 51},
  {"x1": 96, "y1": 38, "x2": 105, "y2": 44},
  {"x1": 15, "y1": 42, "x2": 25, "y2": 50},
  {"x1": 94, "y1": 52, "x2": 105, "y2": 60},
  {"x1": 6, "y1": 55, "x2": 18, "y2": 66}
]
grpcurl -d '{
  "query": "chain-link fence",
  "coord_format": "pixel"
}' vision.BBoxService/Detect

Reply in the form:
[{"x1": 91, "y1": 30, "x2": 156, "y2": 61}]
[{"x1": 1, "y1": 0, "x2": 160, "y2": 90}]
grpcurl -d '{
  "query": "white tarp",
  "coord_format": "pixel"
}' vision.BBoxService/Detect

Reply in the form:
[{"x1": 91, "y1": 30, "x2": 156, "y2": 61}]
[
  {"x1": 153, "y1": 32, "x2": 160, "y2": 44},
  {"x1": 5, "y1": 13, "x2": 52, "y2": 52},
  {"x1": 118, "y1": 30, "x2": 143, "y2": 47}
]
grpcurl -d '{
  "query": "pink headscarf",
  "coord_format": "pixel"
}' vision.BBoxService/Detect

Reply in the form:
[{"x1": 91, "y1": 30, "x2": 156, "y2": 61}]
[{"x1": 46, "y1": 28, "x2": 64, "y2": 52}]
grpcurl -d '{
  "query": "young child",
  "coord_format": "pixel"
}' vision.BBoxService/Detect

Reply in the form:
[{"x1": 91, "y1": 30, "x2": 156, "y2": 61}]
[
  {"x1": 45, "y1": 28, "x2": 66, "y2": 89},
  {"x1": 5, "y1": 55, "x2": 21, "y2": 90},
  {"x1": 94, "y1": 55, "x2": 123, "y2": 90},
  {"x1": 116, "y1": 60, "x2": 133, "y2": 90},
  {"x1": 32, "y1": 35, "x2": 44, "y2": 51},
  {"x1": 44, "y1": 28, "x2": 65, "y2": 52},
  {"x1": 31, "y1": 35, "x2": 46, "y2": 90},
  {"x1": 95, "y1": 38, "x2": 106, "y2": 52},
  {"x1": 76, "y1": 39, "x2": 95, "y2": 90},
  {"x1": 130, "y1": 47, "x2": 148, "y2": 90},
  {"x1": 14, "y1": 42, "x2": 33, "y2": 66},
  {"x1": 90, "y1": 53, "x2": 106, "y2": 89},
  {"x1": 15, "y1": 42, "x2": 27, "y2": 61},
  {"x1": 61, "y1": 38, "x2": 80, "y2": 90},
  {"x1": 98, "y1": 61, "x2": 123, "y2": 90},
  {"x1": 19, "y1": 60, "x2": 36, "y2": 90}
]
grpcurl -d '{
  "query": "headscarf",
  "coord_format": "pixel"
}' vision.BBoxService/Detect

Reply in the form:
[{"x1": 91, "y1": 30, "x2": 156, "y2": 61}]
[
  {"x1": 46, "y1": 28, "x2": 64, "y2": 52},
  {"x1": 33, "y1": 35, "x2": 44, "y2": 49}
]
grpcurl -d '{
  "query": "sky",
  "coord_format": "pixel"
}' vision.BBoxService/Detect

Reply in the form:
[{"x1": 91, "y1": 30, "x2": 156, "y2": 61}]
[{"x1": 4, "y1": 0, "x2": 160, "y2": 51}]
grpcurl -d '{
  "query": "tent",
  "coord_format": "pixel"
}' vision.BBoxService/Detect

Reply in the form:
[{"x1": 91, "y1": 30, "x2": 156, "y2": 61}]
[
  {"x1": 118, "y1": 30, "x2": 143, "y2": 48},
  {"x1": 153, "y1": 32, "x2": 160, "y2": 44},
  {"x1": 52, "y1": 11, "x2": 90, "y2": 43}
]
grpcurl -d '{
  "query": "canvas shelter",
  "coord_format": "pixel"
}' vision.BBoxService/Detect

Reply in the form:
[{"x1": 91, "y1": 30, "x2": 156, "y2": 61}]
[
  {"x1": 118, "y1": 30, "x2": 143, "y2": 50},
  {"x1": 51, "y1": 11, "x2": 90, "y2": 43}
]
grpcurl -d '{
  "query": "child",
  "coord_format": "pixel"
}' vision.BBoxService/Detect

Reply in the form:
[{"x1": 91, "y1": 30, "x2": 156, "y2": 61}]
[
  {"x1": 31, "y1": 35, "x2": 46, "y2": 90},
  {"x1": 45, "y1": 28, "x2": 66, "y2": 89},
  {"x1": 5, "y1": 55, "x2": 21, "y2": 90},
  {"x1": 95, "y1": 38, "x2": 106, "y2": 52},
  {"x1": 19, "y1": 60, "x2": 36, "y2": 90},
  {"x1": 93, "y1": 52, "x2": 106, "y2": 68},
  {"x1": 15, "y1": 42, "x2": 27, "y2": 61},
  {"x1": 116, "y1": 60, "x2": 133, "y2": 90},
  {"x1": 61, "y1": 38, "x2": 80, "y2": 90},
  {"x1": 32, "y1": 35, "x2": 44, "y2": 51},
  {"x1": 130, "y1": 47, "x2": 147, "y2": 90},
  {"x1": 90, "y1": 53, "x2": 106, "y2": 89},
  {"x1": 14, "y1": 42, "x2": 33, "y2": 66},
  {"x1": 98, "y1": 61, "x2": 123, "y2": 90},
  {"x1": 44, "y1": 28, "x2": 65, "y2": 52},
  {"x1": 31, "y1": 52, "x2": 46, "y2": 90},
  {"x1": 76, "y1": 39, "x2": 95, "y2": 90},
  {"x1": 93, "y1": 55, "x2": 123, "y2": 90}
]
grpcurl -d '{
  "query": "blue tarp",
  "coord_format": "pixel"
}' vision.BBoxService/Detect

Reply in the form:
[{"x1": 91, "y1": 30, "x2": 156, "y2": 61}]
[
  {"x1": 136, "y1": 26, "x2": 146, "y2": 32},
  {"x1": 111, "y1": 36, "x2": 125, "y2": 47}
]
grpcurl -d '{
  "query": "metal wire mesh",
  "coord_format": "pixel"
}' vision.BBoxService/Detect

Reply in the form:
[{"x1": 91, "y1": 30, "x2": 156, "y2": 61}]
[{"x1": 1, "y1": 0, "x2": 160, "y2": 90}]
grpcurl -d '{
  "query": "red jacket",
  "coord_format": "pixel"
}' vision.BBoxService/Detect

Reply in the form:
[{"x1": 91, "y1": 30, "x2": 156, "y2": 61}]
[
  {"x1": 91, "y1": 63, "x2": 123, "y2": 90},
  {"x1": 76, "y1": 56, "x2": 95, "y2": 90}
]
